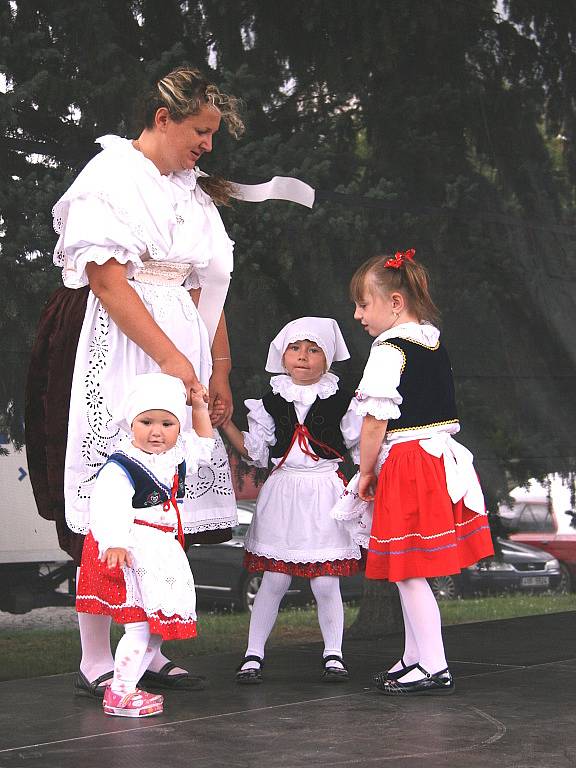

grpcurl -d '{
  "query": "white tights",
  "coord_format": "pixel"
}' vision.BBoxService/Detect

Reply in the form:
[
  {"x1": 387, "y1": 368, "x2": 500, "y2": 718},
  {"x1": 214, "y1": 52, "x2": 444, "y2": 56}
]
[
  {"x1": 76, "y1": 563, "x2": 183, "y2": 682},
  {"x1": 241, "y1": 572, "x2": 344, "y2": 670},
  {"x1": 389, "y1": 577, "x2": 447, "y2": 681},
  {"x1": 111, "y1": 621, "x2": 162, "y2": 696}
]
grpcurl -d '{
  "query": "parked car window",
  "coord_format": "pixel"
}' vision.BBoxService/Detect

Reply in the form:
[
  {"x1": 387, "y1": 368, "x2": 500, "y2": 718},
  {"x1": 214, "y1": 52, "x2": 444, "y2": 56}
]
[
  {"x1": 232, "y1": 523, "x2": 250, "y2": 539},
  {"x1": 513, "y1": 503, "x2": 555, "y2": 533}
]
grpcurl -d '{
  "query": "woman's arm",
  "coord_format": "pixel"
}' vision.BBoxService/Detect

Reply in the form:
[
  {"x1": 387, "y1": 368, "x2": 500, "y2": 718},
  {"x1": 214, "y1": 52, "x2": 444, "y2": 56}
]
[
  {"x1": 209, "y1": 310, "x2": 233, "y2": 426},
  {"x1": 358, "y1": 415, "x2": 388, "y2": 501},
  {"x1": 188, "y1": 289, "x2": 233, "y2": 427},
  {"x1": 88, "y1": 259, "x2": 202, "y2": 398}
]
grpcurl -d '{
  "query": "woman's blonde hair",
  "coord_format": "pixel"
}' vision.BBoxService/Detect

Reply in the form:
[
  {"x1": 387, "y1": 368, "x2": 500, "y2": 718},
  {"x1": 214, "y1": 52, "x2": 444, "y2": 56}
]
[
  {"x1": 140, "y1": 66, "x2": 244, "y2": 204},
  {"x1": 350, "y1": 252, "x2": 440, "y2": 325}
]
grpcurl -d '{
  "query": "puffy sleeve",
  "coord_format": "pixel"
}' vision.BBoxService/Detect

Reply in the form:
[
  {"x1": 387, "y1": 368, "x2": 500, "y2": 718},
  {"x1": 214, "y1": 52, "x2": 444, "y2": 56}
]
[
  {"x1": 341, "y1": 405, "x2": 363, "y2": 451},
  {"x1": 352, "y1": 342, "x2": 404, "y2": 421},
  {"x1": 180, "y1": 431, "x2": 216, "y2": 474},
  {"x1": 89, "y1": 462, "x2": 136, "y2": 557},
  {"x1": 54, "y1": 195, "x2": 146, "y2": 289},
  {"x1": 242, "y1": 399, "x2": 277, "y2": 468}
]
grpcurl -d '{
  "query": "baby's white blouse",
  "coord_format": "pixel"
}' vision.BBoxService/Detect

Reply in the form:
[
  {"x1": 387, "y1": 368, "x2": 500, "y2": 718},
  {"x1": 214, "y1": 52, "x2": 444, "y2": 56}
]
[
  {"x1": 53, "y1": 136, "x2": 237, "y2": 536},
  {"x1": 89, "y1": 435, "x2": 212, "y2": 621},
  {"x1": 241, "y1": 373, "x2": 364, "y2": 564},
  {"x1": 90, "y1": 434, "x2": 214, "y2": 555}
]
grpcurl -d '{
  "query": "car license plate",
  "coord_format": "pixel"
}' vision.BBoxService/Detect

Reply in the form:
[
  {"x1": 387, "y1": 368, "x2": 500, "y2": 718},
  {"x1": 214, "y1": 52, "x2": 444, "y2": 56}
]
[{"x1": 521, "y1": 576, "x2": 549, "y2": 587}]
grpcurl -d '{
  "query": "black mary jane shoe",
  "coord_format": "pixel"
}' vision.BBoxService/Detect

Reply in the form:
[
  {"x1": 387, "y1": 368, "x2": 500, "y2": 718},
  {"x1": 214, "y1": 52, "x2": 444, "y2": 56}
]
[
  {"x1": 371, "y1": 658, "x2": 420, "y2": 687},
  {"x1": 375, "y1": 664, "x2": 455, "y2": 696},
  {"x1": 235, "y1": 655, "x2": 264, "y2": 685},
  {"x1": 140, "y1": 661, "x2": 207, "y2": 691},
  {"x1": 73, "y1": 669, "x2": 114, "y2": 699},
  {"x1": 321, "y1": 655, "x2": 350, "y2": 683}
]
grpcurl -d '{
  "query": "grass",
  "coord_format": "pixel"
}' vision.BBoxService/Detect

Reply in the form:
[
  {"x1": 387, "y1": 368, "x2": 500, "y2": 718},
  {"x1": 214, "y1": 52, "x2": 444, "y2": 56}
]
[{"x1": 0, "y1": 594, "x2": 574, "y2": 682}]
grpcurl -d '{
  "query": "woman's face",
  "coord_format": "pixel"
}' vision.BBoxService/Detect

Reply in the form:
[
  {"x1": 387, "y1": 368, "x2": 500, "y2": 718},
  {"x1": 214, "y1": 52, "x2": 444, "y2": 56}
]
[{"x1": 158, "y1": 104, "x2": 222, "y2": 173}]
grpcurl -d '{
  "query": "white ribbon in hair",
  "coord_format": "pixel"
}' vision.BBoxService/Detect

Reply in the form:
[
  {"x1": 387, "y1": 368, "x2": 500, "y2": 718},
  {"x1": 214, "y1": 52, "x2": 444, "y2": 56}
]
[{"x1": 231, "y1": 176, "x2": 315, "y2": 208}]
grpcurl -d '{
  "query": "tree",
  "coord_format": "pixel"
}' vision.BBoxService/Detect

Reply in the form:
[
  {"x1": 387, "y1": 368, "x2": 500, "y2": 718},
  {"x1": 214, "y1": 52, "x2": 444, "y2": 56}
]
[{"x1": 1, "y1": 0, "x2": 575, "y2": 635}]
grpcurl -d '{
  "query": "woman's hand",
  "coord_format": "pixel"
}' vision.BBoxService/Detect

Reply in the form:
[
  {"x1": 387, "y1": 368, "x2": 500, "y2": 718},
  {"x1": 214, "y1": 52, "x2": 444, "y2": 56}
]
[
  {"x1": 160, "y1": 353, "x2": 203, "y2": 404},
  {"x1": 101, "y1": 547, "x2": 133, "y2": 569},
  {"x1": 87, "y1": 260, "x2": 202, "y2": 403},
  {"x1": 358, "y1": 472, "x2": 378, "y2": 502},
  {"x1": 209, "y1": 369, "x2": 233, "y2": 427}
]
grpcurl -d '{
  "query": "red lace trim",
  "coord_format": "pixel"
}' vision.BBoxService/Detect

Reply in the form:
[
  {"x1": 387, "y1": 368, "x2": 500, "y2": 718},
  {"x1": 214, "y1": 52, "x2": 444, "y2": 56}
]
[{"x1": 243, "y1": 552, "x2": 365, "y2": 578}]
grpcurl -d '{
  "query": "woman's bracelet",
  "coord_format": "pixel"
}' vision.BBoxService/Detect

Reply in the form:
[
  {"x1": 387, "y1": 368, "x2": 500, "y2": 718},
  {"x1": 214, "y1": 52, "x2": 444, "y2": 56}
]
[{"x1": 213, "y1": 356, "x2": 231, "y2": 361}]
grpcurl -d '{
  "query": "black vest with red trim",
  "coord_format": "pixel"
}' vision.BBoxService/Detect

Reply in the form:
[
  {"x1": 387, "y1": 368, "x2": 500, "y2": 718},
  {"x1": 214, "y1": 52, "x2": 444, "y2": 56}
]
[
  {"x1": 262, "y1": 389, "x2": 352, "y2": 460},
  {"x1": 379, "y1": 337, "x2": 459, "y2": 433},
  {"x1": 105, "y1": 451, "x2": 186, "y2": 508}
]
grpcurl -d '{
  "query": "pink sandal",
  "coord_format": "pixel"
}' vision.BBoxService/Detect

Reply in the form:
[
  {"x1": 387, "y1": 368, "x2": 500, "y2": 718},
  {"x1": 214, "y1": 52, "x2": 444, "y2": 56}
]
[{"x1": 103, "y1": 686, "x2": 164, "y2": 718}]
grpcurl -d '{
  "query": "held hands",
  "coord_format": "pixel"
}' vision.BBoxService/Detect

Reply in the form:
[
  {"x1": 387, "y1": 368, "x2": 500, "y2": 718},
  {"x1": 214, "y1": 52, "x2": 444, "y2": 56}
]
[
  {"x1": 358, "y1": 472, "x2": 378, "y2": 502},
  {"x1": 101, "y1": 547, "x2": 132, "y2": 569},
  {"x1": 209, "y1": 371, "x2": 233, "y2": 427},
  {"x1": 189, "y1": 384, "x2": 209, "y2": 410}
]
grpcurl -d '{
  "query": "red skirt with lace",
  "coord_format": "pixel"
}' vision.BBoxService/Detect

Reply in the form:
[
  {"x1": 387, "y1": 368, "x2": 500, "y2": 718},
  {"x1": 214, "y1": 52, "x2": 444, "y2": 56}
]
[
  {"x1": 244, "y1": 551, "x2": 365, "y2": 578},
  {"x1": 76, "y1": 532, "x2": 197, "y2": 640}
]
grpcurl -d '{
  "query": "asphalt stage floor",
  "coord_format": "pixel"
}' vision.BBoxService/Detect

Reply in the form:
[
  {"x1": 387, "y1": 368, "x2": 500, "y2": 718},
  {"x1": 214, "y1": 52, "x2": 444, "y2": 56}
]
[{"x1": 1, "y1": 612, "x2": 576, "y2": 768}]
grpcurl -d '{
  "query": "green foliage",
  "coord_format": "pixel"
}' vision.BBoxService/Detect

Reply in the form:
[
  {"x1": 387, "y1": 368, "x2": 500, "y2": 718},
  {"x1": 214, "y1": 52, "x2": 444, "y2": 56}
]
[{"x1": 0, "y1": 1, "x2": 575, "y2": 502}]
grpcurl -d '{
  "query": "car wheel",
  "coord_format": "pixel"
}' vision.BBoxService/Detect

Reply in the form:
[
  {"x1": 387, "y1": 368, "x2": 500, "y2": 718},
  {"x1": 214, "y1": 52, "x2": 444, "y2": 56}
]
[
  {"x1": 240, "y1": 572, "x2": 263, "y2": 611},
  {"x1": 557, "y1": 563, "x2": 572, "y2": 593},
  {"x1": 428, "y1": 575, "x2": 461, "y2": 600}
]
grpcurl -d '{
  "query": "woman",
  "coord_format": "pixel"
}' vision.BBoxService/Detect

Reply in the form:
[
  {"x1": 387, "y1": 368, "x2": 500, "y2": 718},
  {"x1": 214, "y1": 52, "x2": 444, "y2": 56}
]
[{"x1": 25, "y1": 67, "x2": 243, "y2": 697}]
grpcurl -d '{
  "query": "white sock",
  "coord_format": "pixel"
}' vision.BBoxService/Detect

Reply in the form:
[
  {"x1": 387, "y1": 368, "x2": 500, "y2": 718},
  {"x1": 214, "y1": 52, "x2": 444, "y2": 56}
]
[
  {"x1": 310, "y1": 576, "x2": 345, "y2": 669},
  {"x1": 77, "y1": 596, "x2": 115, "y2": 683},
  {"x1": 241, "y1": 571, "x2": 292, "y2": 670},
  {"x1": 112, "y1": 622, "x2": 162, "y2": 696},
  {"x1": 388, "y1": 588, "x2": 420, "y2": 673},
  {"x1": 395, "y1": 578, "x2": 447, "y2": 681}
]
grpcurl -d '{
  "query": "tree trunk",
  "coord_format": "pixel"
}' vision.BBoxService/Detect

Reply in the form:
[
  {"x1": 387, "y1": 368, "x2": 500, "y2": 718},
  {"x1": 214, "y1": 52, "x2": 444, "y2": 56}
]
[{"x1": 346, "y1": 579, "x2": 403, "y2": 639}]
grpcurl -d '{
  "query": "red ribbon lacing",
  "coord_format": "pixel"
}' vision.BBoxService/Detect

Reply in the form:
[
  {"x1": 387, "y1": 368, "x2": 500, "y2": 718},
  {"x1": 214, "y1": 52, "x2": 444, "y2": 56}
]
[
  {"x1": 163, "y1": 473, "x2": 185, "y2": 549},
  {"x1": 273, "y1": 423, "x2": 348, "y2": 486}
]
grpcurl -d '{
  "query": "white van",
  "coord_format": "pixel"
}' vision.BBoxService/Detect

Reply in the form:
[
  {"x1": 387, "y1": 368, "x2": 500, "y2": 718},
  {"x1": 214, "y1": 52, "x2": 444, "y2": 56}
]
[{"x1": 0, "y1": 443, "x2": 73, "y2": 613}]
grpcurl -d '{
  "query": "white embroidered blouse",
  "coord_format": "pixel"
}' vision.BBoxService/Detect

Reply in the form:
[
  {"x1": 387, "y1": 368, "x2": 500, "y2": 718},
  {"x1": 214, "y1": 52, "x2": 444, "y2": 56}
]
[
  {"x1": 352, "y1": 322, "x2": 485, "y2": 514},
  {"x1": 90, "y1": 433, "x2": 214, "y2": 556},
  {"x1": 52, "y1": 135, "x2": 234, "y2": 342}
]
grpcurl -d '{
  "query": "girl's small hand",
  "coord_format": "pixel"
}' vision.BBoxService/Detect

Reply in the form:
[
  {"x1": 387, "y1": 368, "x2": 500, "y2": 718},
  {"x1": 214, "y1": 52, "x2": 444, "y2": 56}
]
[
  {"x1": 190, "y1": 384, "x2": 209, "y2": 410},
  {"x1": 358, "y1": 472, "x2": 377, "y2": 502},
  {"x1": 102, "y1": 547, "x2": 132, "y2": 569},
  {"x1": 209, "y1": 396, "x2": 226, "y2": 425},
  {"x1": 209, "y1": 371, "x2": 233, "y2": 427}
]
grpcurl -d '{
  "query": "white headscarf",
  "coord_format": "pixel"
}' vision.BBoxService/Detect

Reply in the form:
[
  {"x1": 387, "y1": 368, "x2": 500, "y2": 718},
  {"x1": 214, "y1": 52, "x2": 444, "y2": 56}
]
[
  {"x1": 265, "y1": 317, "x2": 350, "y2": 373},
  {"x1": 113, "y1": 373, "x2": 188, "y2": 434}
]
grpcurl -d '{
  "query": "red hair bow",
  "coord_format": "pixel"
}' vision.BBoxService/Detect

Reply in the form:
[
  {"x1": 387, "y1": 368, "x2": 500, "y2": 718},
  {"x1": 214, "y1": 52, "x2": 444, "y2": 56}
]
[{"x1": 384, "y1": 248, "x2": 416, "y2": 269}]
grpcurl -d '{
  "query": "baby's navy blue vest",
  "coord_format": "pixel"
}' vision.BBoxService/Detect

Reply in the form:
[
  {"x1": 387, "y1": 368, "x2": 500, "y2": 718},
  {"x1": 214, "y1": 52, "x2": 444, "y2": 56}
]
[
  {"x1": 379, "y1": 337, "x2": 459, "y2": 433},
  {"x1": 262, "y1": 389, "x2": 352, "y2": 460},
  {"x1": 104, "y1": 451, "x2": 186, "y2": 508}
]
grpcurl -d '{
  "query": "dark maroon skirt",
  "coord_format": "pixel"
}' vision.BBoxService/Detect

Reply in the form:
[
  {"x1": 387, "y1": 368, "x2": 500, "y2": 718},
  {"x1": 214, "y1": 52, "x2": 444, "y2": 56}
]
[
  {"x1": 24, "y1": 286, "x2": 231, "y2": 566},
  {"x1": 25, "y1": 286, "x2": 90, "y2": 564}
]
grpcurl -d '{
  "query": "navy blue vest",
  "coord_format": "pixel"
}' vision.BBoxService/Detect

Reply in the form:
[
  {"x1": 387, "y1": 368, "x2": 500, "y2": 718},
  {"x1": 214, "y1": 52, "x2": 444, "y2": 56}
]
[
  {"x1": 379, "y1": 337, "x2": 459, "y2": 433},
  {"x1": 262, "y1": 389, "x2": 352, "y2": 460},
  {"x1": 105, "y1": 451, "x2": 186, "y2": 508}
]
